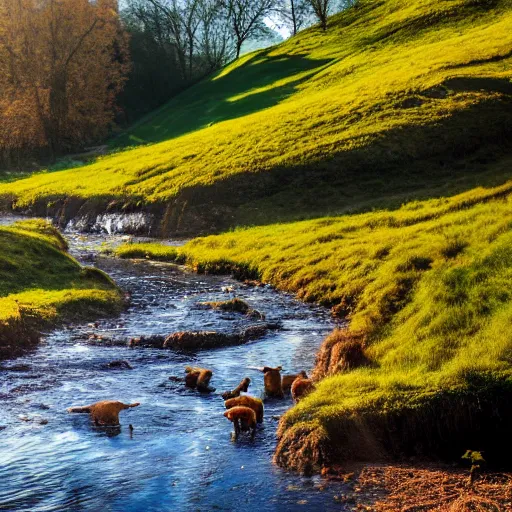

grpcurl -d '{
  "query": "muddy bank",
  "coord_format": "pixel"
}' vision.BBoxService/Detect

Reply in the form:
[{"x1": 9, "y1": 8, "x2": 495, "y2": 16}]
[
  {"x1": 2, "y1": 175, "x2": 263, "y2": 237},
  {"x1": 0, "y1": 314, "x2": 40, "y2": 360},
  {"x1": 10, "y1": 195, "x2": 230, "y2": 237}
]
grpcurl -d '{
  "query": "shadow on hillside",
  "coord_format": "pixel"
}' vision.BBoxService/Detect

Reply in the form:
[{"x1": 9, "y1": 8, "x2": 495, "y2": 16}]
[
  {"x1": 154, "y1": 93, "x2": 512, "y2": 236},
  {"x1": 114, "y1": 50, "x2": 334, "y2": 147},
  {"x1": 442, "y1": 76, "x2": 512, "y2": 95}
]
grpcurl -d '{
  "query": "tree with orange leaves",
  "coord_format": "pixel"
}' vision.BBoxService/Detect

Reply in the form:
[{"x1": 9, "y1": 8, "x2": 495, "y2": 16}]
[{"x1": 0, "y1": 0, "x2": 129, "y2": 164}]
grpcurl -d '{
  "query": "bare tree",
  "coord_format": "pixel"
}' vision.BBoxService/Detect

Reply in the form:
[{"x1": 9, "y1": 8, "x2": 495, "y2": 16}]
[
  {"x1": 147, "y1": 0, "x2": 203, "y2": 81},
  {"x1": 308, "y1": 0, "x2": 330, "y2": 30},
  {"x1": 222, "y1": 0, "x2": 277, "y2": 59},
  {"x1": 277, "y1": 0, "x2": 312, "y2": 36},
  {"x1": 123, "y1": 0, "x2": 235, "y2": 118},
  {"x1": 122, "y1": 0, "x2": 186, "y2": 119},
  {"x1": 197, "y1": 0, "x2": 235, "y2": 70}
]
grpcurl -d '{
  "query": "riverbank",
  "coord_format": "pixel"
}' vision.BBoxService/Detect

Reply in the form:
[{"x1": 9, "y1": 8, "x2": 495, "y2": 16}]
[
  {"x1": 0, "y1": 220, "x2": 124, "y2": 359},
  {"x1": 115, "y1": 178, "x2": 512, "y2": 472},
  {"x1": 1, "y1": 226, "x2": 511, "y2": 509}
]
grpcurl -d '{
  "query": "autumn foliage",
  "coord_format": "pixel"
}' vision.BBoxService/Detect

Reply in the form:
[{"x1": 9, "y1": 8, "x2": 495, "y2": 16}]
[{"x1": 0, "y1": 0, "x2": 129, "y2": 164}]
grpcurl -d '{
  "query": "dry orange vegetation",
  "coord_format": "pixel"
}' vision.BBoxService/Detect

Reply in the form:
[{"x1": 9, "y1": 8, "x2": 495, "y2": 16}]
[
  {"x1": 353, "y1": 464, "x2": 512, "y2": 511},
  {"x1": 0, "y1": 0, "x2": 128, "y2": 162}
]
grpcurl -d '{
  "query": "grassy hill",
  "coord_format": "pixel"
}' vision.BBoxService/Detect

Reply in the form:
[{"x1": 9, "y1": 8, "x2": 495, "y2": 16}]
[
  {"x1": 0, "y1": 220, "x2": 123, "y2": 359},
  {"x1": 1, "y1": 0, "x2": 512, "y2": 234},
  {"x1": 116, "y1": 172, "x2": 512, "y2": 471}
]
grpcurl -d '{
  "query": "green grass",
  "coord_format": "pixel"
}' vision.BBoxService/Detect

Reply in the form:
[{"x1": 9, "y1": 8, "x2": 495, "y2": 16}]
[
  {"x1": 116, "y1": 175, "x2": 512, "y2": 467},
  {"x1": 0, "y1": 220, "x2": 123, "y2": 358},
  {"x1": 1, "y1": 0, "x2": 512, "y2": 232}
]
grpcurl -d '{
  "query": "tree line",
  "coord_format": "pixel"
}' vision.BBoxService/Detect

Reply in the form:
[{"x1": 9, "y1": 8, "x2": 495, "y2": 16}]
[{"x1": 0, "y1": 0, "x2": 357, "y2": 168}]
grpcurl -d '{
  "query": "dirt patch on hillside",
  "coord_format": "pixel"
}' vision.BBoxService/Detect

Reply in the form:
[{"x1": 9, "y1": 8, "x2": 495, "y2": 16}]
[{"x1": 312, "y1": 329, "x2": 370, "y2": 380}]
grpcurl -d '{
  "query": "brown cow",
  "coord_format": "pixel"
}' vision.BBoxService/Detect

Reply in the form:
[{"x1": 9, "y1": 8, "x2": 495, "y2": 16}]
[
  {"x1": 224, "y1": 406, "x2": 257, "y2": 438},
  {"x1": 281, "y1": 370, "x2": 308, "y2": 393},
  {"x1": 67, "y1": 401, "x2": 140, "y2": 426},
  {"x1": 262, "y1": 366, "x2": 284, "y2": 398},
  {"x1": 185, "y1": 366, "x2": 215, "y2": 392},
  {"x1": 221, "y1": 377, "x2": 251, "y2": 400},
  {"x1": 291, "y1": 377, "x2": 315, "y2": 403},
  {"x1": 224, "y1": 395, "x2": 264, "y2": 423}
]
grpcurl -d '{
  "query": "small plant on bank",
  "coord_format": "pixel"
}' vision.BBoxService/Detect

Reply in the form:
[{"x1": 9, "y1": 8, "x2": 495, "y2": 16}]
[{"x1": 462, "y1": 450, "x2": 486, "y2": 487}]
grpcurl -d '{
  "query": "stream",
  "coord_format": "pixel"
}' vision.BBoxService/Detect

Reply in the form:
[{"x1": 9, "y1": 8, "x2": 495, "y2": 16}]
[{"x1": 0, "y1": 224, "x2": 349, "y2": 511}]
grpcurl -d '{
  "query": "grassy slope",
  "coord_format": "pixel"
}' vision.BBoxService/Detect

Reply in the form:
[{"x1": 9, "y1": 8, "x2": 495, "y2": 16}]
[
  {"x1": 0, "y1": 220, "x2": 123, "y2": 358},
  {"x1": 116, "y1": 174, "x2": 512, "y2": 468},
  {"x1": 1, "y1": 0, "x2": 512, "y2": 231}
]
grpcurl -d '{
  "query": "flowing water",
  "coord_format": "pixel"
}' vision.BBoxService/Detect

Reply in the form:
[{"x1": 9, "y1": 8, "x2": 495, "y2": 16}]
[{"x1": 0, "y1": 227, "x2": 349, "y2": 511}]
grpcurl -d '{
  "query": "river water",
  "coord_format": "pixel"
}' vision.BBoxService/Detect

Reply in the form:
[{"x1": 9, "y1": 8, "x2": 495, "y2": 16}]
[{"x1": 0, "y1": 228, "x2": 349, "y2": 511}]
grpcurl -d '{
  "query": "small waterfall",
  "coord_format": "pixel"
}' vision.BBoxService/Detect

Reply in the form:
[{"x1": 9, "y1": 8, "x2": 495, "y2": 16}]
[{"x1": 65, "y1": 212, "x2": 155, "y2": 235}]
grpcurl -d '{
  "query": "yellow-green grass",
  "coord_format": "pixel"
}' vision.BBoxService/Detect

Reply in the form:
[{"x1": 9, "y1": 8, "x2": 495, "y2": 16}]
[
  {"x1": 0, "y1": 220, "x2": 123, "y2": 358},
  {"x1": 116, "y1": 175, "x2": 512, "y2": 467},
  {"x1": 1, "y1": 0, "x2": 512, "y2": 231}
]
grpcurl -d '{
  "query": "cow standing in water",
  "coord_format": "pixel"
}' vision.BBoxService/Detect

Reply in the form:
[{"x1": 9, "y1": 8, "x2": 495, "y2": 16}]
[{"x1": 67, "y1": 401, "x2": 140, "y2": 426}]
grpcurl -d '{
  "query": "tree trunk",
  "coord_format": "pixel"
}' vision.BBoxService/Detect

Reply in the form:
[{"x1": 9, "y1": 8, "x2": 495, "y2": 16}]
[
  {"x1": 48, "y1": 70, "x2": 68, "y2": 157},
  {"x1": 291, "y1": 0, "x2": 298, "y2": 35}
]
